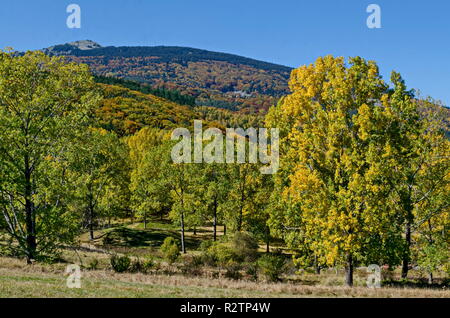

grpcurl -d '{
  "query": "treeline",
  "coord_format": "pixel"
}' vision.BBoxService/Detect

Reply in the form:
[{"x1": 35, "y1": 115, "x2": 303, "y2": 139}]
[
  {"x1": 56, "y1": 45, "x2": 293, "y2": 74},
  {"x1": 94, "y1": 75, "x2": 197, "y2": 106},
  {"x1": 0, "y1": 52, "x2": 448, "y2": 287}
]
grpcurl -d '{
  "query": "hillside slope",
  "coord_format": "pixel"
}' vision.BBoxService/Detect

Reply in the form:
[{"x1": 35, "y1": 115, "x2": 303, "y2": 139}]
[
  {"x1": 44, "y1": 41, "x2": 292, "y2": 113},
  {"x1": 95, "y1": 82, "x2": 261, "y2": 136}
]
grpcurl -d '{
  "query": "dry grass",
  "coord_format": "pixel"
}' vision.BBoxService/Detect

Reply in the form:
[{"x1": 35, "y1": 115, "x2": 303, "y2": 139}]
[{"x1": 0, "y1": 257, "x2": 448, "y2": 298}]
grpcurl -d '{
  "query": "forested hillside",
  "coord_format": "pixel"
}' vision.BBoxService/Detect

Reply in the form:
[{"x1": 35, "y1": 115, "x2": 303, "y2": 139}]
[
  {"x1": 94, "y1": 81, "x2": 263, "y2": 136},
  {"x1": 43, "y1": 41, "x2": 291, "y2": 113}
]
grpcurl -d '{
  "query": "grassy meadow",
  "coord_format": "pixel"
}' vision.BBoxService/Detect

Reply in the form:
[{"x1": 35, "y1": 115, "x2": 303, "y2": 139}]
[{"x1": 1, "y1": 218, "x2": 448, "y2": 298}]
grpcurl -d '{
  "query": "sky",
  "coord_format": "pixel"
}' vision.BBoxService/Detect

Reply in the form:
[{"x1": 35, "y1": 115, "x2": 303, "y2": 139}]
[{"x1": 0, "y1": 0, "x2": 449, "y2": 105}]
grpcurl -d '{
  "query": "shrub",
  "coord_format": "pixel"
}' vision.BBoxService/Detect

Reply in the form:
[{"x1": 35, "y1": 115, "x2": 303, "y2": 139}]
[
  {"x1": 231, "y1": 232, "x2": 259, "y2": 262},
  {"x1": 180, "y1": 255, "x2": 204, "y2": 277},
  {"x1": 110, "y1": 255, "x2": 131, "y2": 273},
  {"x1": 87, "y1": 258, "x2": 99, "y2": 270},
  {"x1": 142, "y1": 257, "x2": 156, "y2": 273},
  {"x1": 129, "y1": 259, "x2": 143, "y2": 273},
  {"x1": 199, "y1": 240, "x2": 214, "y2": 252},
  {"x1": 257, "y1": 254, "x2": 286, "y2": 282},
  {"x1": 160, "y1": 237, "x2": 180, "y2": 264},
  {"x1": 224, "y1": 262, "x2": 243, "y2": 280},
  {"x1": 206, "y1": 243, "x2": 235, "y2": 267},
  {"x1": 245, "y1": 263, "x2": 259, "y2": 282}
]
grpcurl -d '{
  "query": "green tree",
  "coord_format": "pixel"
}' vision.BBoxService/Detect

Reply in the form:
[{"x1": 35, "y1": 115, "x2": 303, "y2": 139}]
[
  {"x1": 196, "y1": 163, "x2": 230, "y2": 241},
  {"x1": 0, "y1": 50, "x2": 99, "y2": 262},
  {"x1": 377, "y1": 77, "x2": 450, "y2": 278},
  {"x1": 67, "y1": 128, "x2": 130, "y2": 240},
  {"x1": 128, "y1": 127, "x2": 172, "y2": 228}
]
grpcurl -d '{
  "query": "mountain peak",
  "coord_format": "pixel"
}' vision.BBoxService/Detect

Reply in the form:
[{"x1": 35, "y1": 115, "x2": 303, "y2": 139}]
[
  {"x1": 67, "y1": 40, "x2": 102, "y2": 50},
  {"x1": 43, "y1": 40, "x2": 102, "y2": 55}
]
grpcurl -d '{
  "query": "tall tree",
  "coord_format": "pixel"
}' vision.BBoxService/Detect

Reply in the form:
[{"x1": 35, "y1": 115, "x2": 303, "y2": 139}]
[
  {"x1": 196, "y1": 163, "x2": 230, "y2": 241},
  {"x1": 266, "y1": 56, "x2": 398, "y2": 286},
  {"x1": 67, "y1": 128, "x2": 129, "y2": 240},
  {"x1": 128, "y1": 127, "x2": 172, "y2": 228},
  {"x1": 0, "y1": 51, "x2": 99, "y2": 262}
]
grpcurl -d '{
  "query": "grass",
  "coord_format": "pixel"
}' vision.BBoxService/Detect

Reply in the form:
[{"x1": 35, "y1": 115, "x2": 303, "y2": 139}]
[
  {"x1": 1, "y1": 219, "x2": 448, "y2": 298},
  {"x1": 0, "y1": 256, "x2": 448, "y2": 298}
]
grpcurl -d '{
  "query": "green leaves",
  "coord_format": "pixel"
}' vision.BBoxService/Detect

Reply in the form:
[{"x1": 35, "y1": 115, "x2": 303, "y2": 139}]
[{"x1": 0, "y1": 50, "x2": 100, "y2": 260}]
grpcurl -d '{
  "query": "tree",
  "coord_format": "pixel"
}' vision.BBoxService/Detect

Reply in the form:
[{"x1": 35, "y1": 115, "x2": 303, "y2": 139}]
[
  {"x1": 246, "y1": 172, "x2": 274, "y2": 252},
  {"x1": 128, "y1": 127, "x2": 172, "y2": 228},
  {"x1": 377, "y1": 77, "x2": 450, "y2": 278},
  {"x1": 0, "y1": 50, "x2": 99, "y2": 262},
  {"x1": 166, "y1": 159, "x2": 200, "y2": 254},
  {"x1": 266, "y1": 56, "x2": 400, "y2": 286},
  {"x1": 67, "y1": 128, "x2": 129, "y2": 240},
  {"x1": 195, "y1": 163, "x2": 230, "y2": 241},
  {"x1": 226, "y1": 163, "x2": 260, "y2": 233}
]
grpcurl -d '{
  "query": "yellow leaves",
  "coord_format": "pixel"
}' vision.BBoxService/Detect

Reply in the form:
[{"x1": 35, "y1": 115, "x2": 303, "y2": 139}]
[{"x1": 284, "y1": 165, "x2": 322, "y2": 203}]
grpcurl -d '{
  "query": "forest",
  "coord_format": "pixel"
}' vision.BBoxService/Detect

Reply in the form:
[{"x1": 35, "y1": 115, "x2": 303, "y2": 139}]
[
  {"x1": 0, "y1": 50, "x2": 448, "y2": 294},
  {"x1": 44, "y1": 42, "x2": 291, "y2": 113}
]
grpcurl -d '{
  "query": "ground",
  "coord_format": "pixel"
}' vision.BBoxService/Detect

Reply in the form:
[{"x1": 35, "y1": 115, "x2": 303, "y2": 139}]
[{"x1": 0, "y1": 218, "x2": 448, "y2": 298}]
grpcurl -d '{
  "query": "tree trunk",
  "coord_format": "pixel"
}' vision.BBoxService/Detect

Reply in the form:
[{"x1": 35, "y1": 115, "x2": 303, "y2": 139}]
[
  {"x1": 88, "y1": 200, "x2": 95, "y2": 241},
  {"x1": 193, "y1": 226, "x2": 197, "y2": 236},
  {"x1": 237, "y1": 199, "x2": 244, "y2": 232},
  {"x1": 265, "y1": 226, "x2": 270, "y2": 253},
  {"x1": 24, "y1": 154, "x2": 36, "y2": 264},
  {"x1": 428, "y1": 272, "x2": 433, "y2": 285},
  {"x1": 314, "y1": 255, "x2": 321, "y2": 275},
  {"x1": 89, "y1": 209, "x2": 94, "y2": 241},
  {"x1": 345, "y1": 254, "x2": 354, "y2": 287},
  {"x1": 213, "y1": 198, "x2": 217, "y2": 241},
  {"x1": 143, "y1": 212, "x2": 147, "y2": 230},
  {"x1": 402, "y1": 221, "x2": 411, "y2": 279},
  {"x1": 223, "y1": 224, "x2": 227, "y2": 236},
  {"x1": 180, "y1": 210, "x2": 186, "y2": 254}
]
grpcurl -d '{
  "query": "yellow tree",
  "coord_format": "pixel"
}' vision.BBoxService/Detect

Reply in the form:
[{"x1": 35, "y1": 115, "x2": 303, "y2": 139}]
[{"x1": 266, "y1": 56, "x2": 401, "y2": 286}]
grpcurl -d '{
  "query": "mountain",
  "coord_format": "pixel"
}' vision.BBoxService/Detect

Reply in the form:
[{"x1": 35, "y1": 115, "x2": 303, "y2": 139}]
[
  {"x1": 95, "y1": 82, "x2": 263, "y2": 136},
  {"x1": 43, "y1": 40, "x2": 102, "y2": 55},
  {"x1": 43, "y1": 41, "x2": 292, "y2": 113}
]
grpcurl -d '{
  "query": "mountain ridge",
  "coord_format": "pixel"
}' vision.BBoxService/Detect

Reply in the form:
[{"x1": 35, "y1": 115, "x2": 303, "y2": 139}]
[
  {"x1": 42, "y1": 40, "x2": 292, "y2": 73},
  {"x1": 41, "y1": 40, "x2": 292, "y2": 112}
]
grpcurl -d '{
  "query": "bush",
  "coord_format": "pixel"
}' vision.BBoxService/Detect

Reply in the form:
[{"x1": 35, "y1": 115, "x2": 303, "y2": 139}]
[
  {"x1": 129, "y1": 259, "x2": 143, "y2": 273},
  {"x1": 180, "y1": 255, "x2": 204, "y2": 277},
  {"x1": 110, "y1": 255, "x2": 131, "y2": 273},
  {"x1": 257, "y1": 254, "x2": 286, "y2": 282},
  {"x1": 142, "y1": 257, "x2": 156, "y2": 273},
  {"x1": 205, "y1": 243, "x2": 235, "y2": 267},
  {"x1": 246, "y1": 263, "x2": 259, "y2": 282},
  {"x1": 231, "y1": 232, "x2": 259, "y2": 262},
  {"x1": 199, "y1": 240, "x2": 214, "y2": 252},
  {"x1": 224, "y1": 262, "x2": 243, "y2": 280},
  {"x1": 160, "y1": 237, "x2": 180, "y2": 264},
  {"x1": 87, "y1": 258, "x2": 99, "y2": 270}
]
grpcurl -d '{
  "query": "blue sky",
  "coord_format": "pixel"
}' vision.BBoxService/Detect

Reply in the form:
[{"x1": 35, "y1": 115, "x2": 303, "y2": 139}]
[{"x1": 0, "y1": 0, "x2": 449, "y2": 104}]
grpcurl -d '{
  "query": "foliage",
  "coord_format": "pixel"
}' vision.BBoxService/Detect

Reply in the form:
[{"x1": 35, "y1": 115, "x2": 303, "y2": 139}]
[
  {"x1": 95, "y1": 75, "x2": 196, "y2": 106},
  {"x1": 54, "y1": 45, "x2": 290, "y2": 112},
  {"x1": 110, "y1": 255, "x2": 131, "y2": 273},
  {"x1": 0, "y1": 50, "x2": 99, "y2": 262},
  {"x1": 95, "y1": 83, "x2": 198, "y2": 136},
  {"x1": 257, "y1": 254, "x2": 286, "y2": 282},
  {"x1": 231, "y1": 232, "x2": 259, "y2": 262},
  {"x1": 160, "y1": 237, "x2": 180, "y2": 264}
]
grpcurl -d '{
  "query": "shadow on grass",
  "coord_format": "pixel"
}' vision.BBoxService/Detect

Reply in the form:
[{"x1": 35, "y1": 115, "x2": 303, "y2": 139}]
[
  {"x1": 383, "y1": 278, "x2": 449, "y2": 289},
  {"x1": 103, "y1": 227, "x2": 202, "y2": 250}
]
